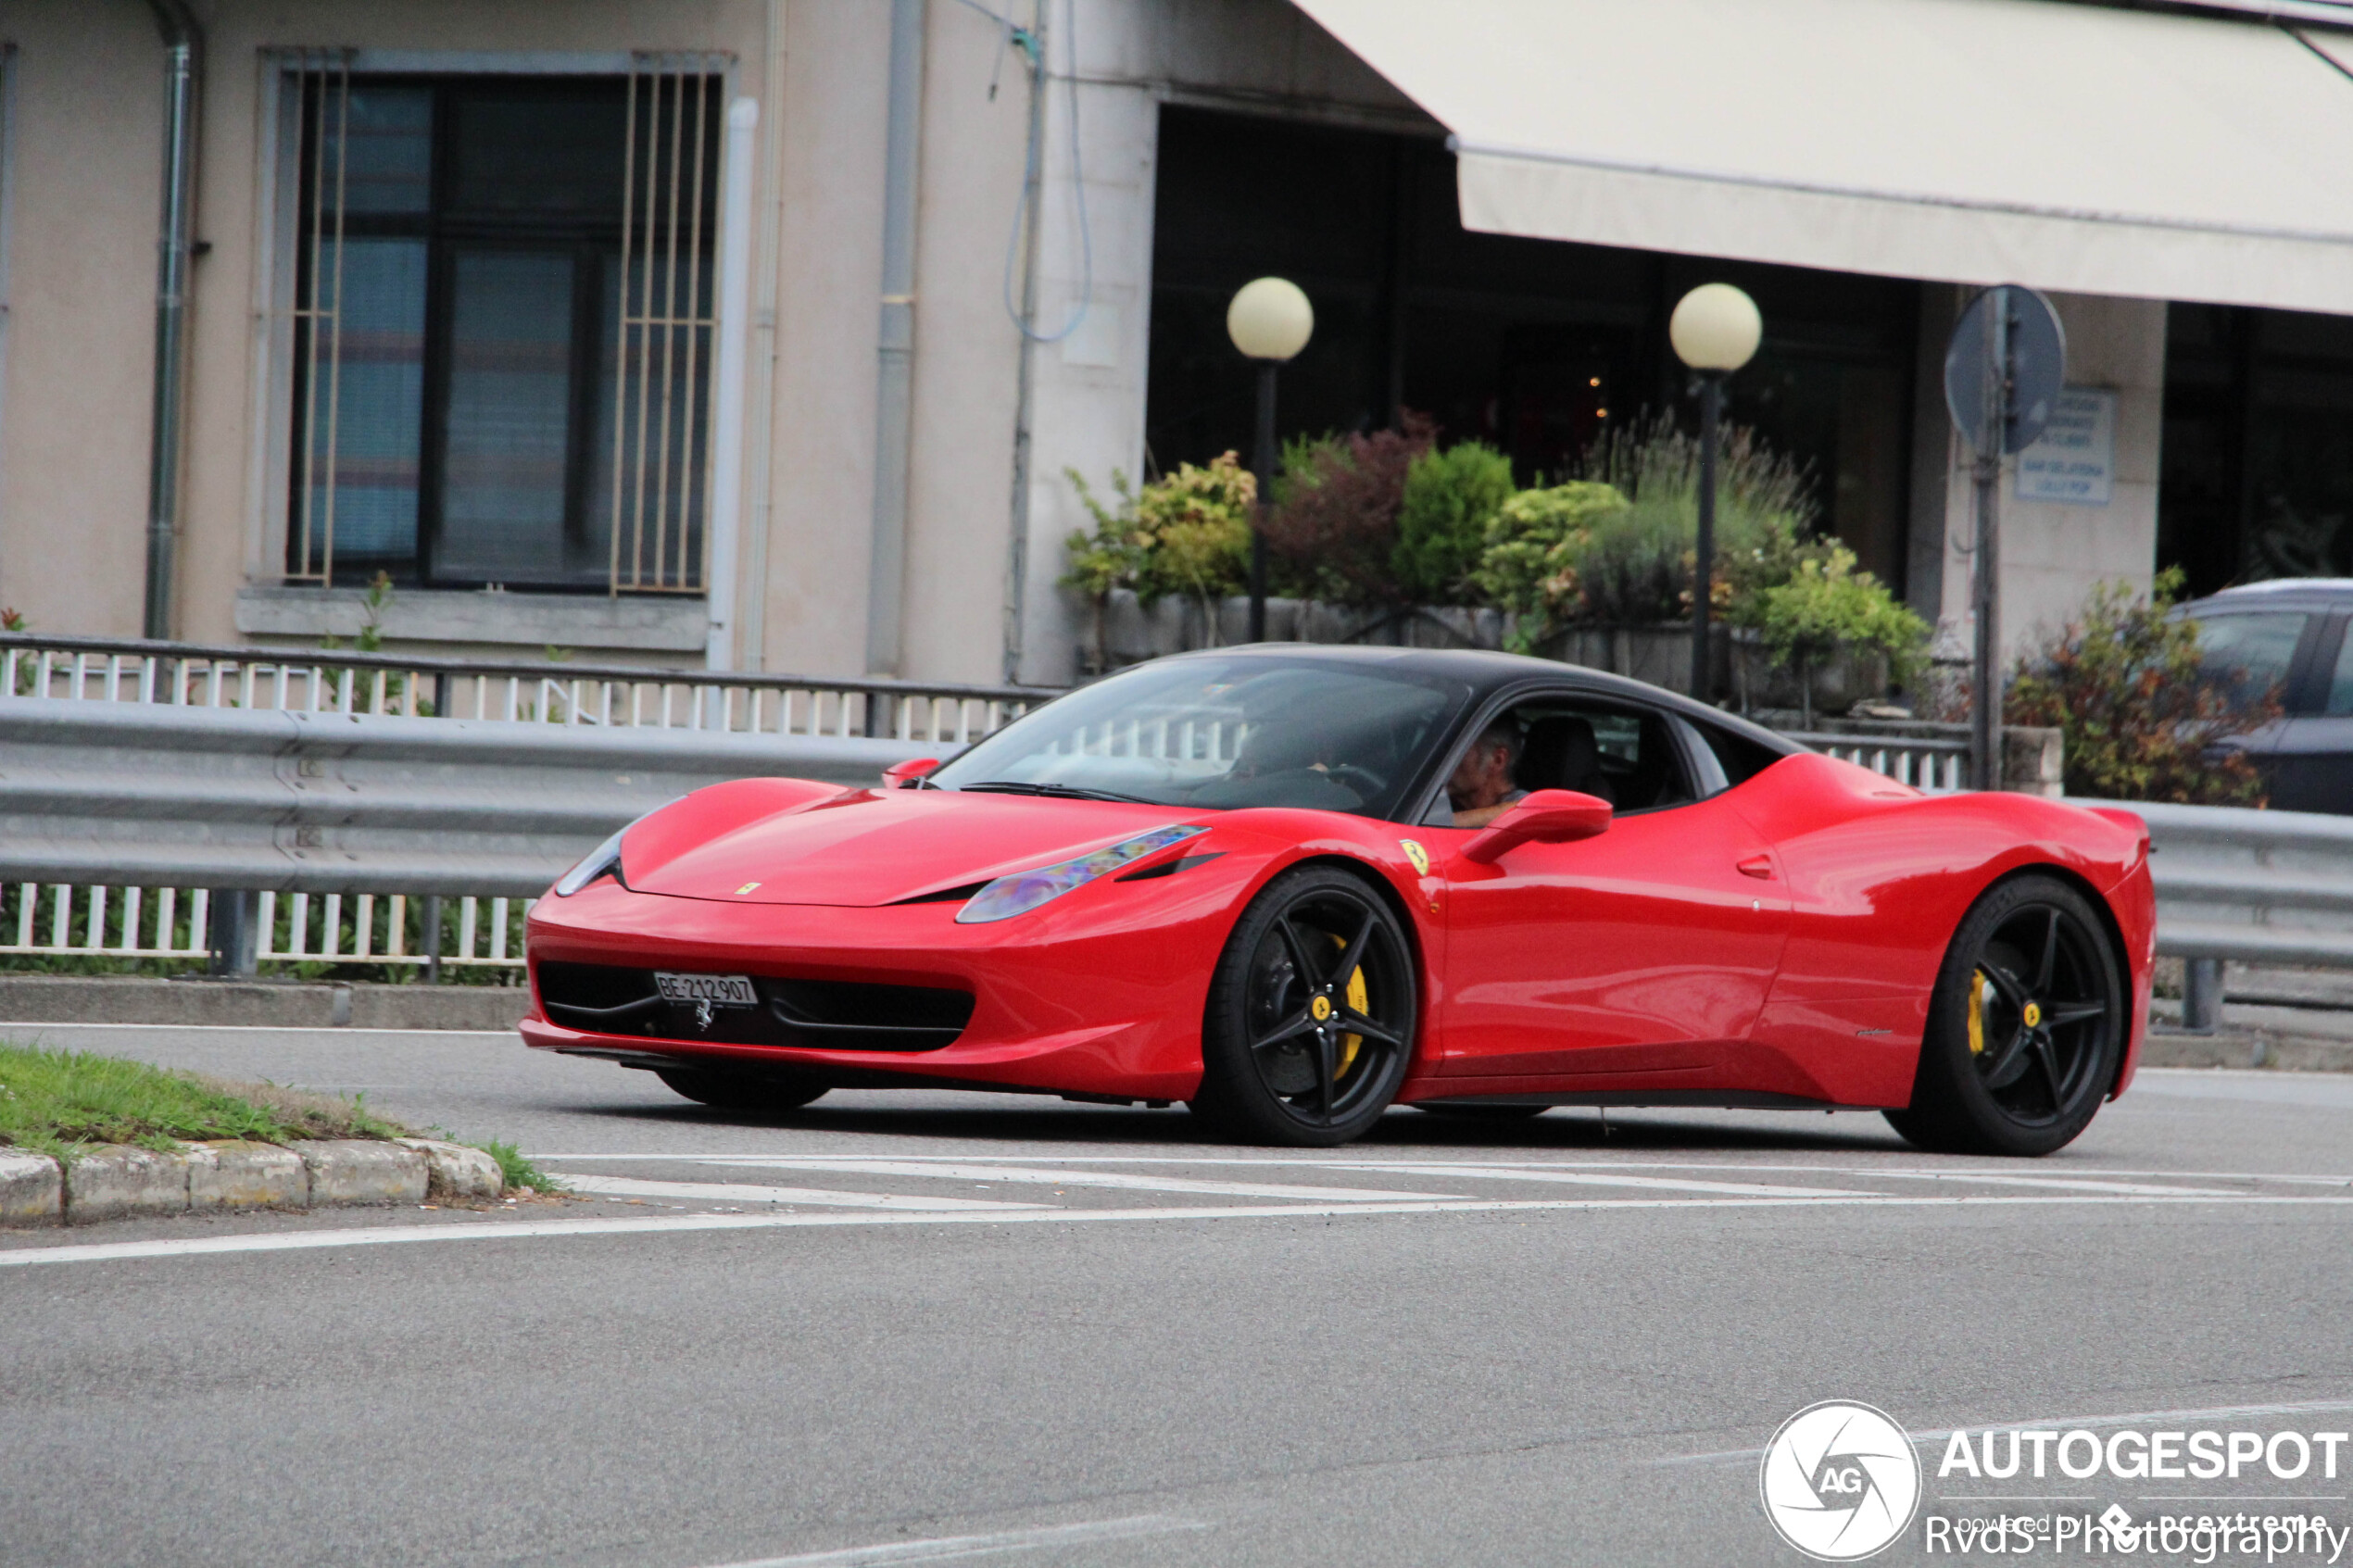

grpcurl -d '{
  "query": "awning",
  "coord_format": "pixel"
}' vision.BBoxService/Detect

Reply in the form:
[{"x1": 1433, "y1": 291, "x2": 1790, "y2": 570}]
[{"x1": 1290, "y1": 0, "x2": 2353, "y2": 315}]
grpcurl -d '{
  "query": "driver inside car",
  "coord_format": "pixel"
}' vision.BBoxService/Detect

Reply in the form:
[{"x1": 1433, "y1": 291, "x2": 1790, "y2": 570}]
[{"x1": 1445, "y1": 720, "x2": 1526, "y2": 829}]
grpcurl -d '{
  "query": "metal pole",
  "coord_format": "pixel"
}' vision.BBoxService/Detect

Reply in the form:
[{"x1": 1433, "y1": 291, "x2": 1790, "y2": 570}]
[
  {"x1": 1692, "y1": 373, "x2": 1720, "y2": 701},
  {"x1": 422, "y1": 894, "x2": 443, "y2": 985},
  {"x1": 2182, "y1": 956, "x2": 2222, "y2": 1035},
  {"x1": 142, "y1": 5, "x2": 201, "y2": 640},
  {"x1": 1249, "y1": 359, "x2": 1277, "y2": 643},
  {"x1": 1970, "y1": 293, "x2": 2008, "y2": 792},
  {"x1": 1000, "y1": 2, "x2": 1047, "y2": 684},
  {"x1": 208, "y1": 889, "x2": 257, "y2": 978}
]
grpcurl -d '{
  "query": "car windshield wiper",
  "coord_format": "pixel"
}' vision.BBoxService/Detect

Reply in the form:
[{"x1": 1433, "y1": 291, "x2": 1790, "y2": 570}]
[{"x1": 957, "y1": 780, "x2": 1158, "y2": 804}]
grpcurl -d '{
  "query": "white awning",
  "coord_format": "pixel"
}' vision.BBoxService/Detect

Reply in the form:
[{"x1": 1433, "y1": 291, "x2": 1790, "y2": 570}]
[{"x1": 1290, "y1": 0, "x2": 2353, "y2": 315}]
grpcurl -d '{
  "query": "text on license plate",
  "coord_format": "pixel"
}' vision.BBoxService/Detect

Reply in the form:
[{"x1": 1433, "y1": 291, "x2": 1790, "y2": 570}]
[{"x1": 654, "y1": 972, "x2": 758, "y2": 1008}]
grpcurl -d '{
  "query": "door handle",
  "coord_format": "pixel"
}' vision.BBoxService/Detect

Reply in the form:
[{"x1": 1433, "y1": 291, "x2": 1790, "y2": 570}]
[{"x1": 1736, "y1": 854, "x2": 1775, "y2": 880}]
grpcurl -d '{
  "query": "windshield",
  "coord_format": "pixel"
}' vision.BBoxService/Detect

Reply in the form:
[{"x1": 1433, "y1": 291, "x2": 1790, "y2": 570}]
[{"x1": 929, "y1": 656, "x2": 1471, "y2": 818}]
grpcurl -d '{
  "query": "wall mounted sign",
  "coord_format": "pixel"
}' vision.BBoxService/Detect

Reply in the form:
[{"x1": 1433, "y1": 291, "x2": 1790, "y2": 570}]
[{"x1": 2016, "y1": 387, "x2": 2117, "y2": 507}]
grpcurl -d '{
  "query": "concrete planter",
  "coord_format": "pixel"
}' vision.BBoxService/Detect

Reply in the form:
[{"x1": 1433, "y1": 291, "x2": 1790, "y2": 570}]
[
  {"x1": 1077, "y1": 590, "x2": 1508, "y2": 675},
  {"x1": 1730, "y1": 633, "x2": 1892, "y2": 720}
]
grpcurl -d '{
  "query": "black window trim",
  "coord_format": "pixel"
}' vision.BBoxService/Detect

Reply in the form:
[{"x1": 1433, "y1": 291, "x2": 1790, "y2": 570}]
[{"x1": 1406, "y1": 681, "x2": 1714, "y2": 828}]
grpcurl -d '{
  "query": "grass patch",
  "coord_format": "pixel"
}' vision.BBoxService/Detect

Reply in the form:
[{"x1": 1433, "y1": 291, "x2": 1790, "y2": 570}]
[
  {"x1": 0, "y1": 1045, "x2": 539, "y2": 1198},
  {"x1": 474, "y1": 1137, "x2": 559, "y2": 1195},
  {"x1": 0, "y1": 1043, "x2": 409, "y2": 1162}
]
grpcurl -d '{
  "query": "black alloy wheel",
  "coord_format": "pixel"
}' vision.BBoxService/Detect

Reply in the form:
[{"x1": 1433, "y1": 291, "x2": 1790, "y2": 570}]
[
  {"x1": 1886, "y1": 874, "x2": 2124, "y2": 1157},
  {"x1": 654, "y1": 1067, "x2": 830, "y2": 1112},
  {"x1": 1192, "y1": 865, "x2": 1417, "y2": 1147}
]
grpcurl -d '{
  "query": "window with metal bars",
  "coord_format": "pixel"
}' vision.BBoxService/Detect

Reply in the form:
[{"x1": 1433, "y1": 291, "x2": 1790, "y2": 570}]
[{"x1": 283, "y1": 57, "x2": 724, "y2": 595}]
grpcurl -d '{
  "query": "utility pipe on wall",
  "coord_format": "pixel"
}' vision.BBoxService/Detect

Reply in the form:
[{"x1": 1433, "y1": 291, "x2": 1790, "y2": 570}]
[
  {"x1": 141, "y1": 0, "x2": 201, "y2": 642},
  {"x1": 865, "y1": 0, "x2": 925, "y2": 679},
  {"x1": 704, "y1": 96, "x2": 762, "y2": 677}
]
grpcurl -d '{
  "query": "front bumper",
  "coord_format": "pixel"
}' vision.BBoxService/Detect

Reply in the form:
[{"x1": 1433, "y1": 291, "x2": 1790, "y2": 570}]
[{"x1": 522, "y1": 874, "x2": 1236, "y2": 1100}]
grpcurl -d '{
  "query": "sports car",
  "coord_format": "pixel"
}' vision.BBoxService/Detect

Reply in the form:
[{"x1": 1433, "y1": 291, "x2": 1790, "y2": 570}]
[{"x1": 522, "y1": 646, "x2": 2155, "y2": 1154}]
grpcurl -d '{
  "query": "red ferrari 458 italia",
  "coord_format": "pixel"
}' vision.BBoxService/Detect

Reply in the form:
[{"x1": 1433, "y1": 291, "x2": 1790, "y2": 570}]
[{"x1": 522, "y1": 646, "x2": 2154, "y2": 1153}]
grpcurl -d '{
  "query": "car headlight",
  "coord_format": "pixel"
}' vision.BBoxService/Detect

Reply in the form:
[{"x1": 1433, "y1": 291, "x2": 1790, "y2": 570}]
[
  {"x1": 553, "y1": 823, "x2": 632, "y2": 897},
  {"x1": 956, "y1": 825, "x2": 1206, "y2": 924}
]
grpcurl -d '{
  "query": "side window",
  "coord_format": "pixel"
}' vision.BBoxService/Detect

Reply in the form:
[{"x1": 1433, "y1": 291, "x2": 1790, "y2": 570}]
[
  {"x1": 2193, "y1": 612, "x2": 2309, "y2": 709},
  {"x1": 1683, "y1": 715, "x2": 1789, "y2": 789},
  {"x1": 1422, "y1": 696, "x2": 1697, "y2": 824}
]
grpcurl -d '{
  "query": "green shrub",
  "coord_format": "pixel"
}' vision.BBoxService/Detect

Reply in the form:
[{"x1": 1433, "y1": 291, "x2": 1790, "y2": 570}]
[
  {"x1": 2006, "y1": 568, "x2": 2278, "y2": 805},
  {"x1": 1473, "y1": 481, "x2": 1629, "y2": 644},
  {"x1": 1063, "y1": 453, "x2": 1255, "y2": 664},
  {"x1": 1392, "y1": 440, "x2": 1515, "y2": 604},
  {"x1": 1755, "y1": 546, "x2": 1930, "y2": 723},
  {"x1": 1262, "y1": 413, "x2": 1437, "y2": 608}
]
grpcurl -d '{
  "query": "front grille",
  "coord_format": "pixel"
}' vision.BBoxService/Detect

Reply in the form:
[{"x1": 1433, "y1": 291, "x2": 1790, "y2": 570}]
[{"x1": 535, "y1": 961, "x2": 975, "y2": 1052}]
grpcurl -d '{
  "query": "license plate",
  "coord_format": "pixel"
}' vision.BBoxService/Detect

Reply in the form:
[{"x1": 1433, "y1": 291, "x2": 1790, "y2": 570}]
[{"x1": 654, "y1": 972, "x2": 758, "y2": 1008}]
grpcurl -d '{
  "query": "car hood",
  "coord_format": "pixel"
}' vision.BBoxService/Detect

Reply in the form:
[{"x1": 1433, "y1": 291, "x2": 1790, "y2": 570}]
[{"x1": 624, "y1": 785, "x2": 1205, "y2": 907}]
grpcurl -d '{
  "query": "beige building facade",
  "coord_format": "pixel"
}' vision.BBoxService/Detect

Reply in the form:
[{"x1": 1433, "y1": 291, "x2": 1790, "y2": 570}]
[{"x1": 6, "y1": 0, "x2": 2334, "y2": 694}]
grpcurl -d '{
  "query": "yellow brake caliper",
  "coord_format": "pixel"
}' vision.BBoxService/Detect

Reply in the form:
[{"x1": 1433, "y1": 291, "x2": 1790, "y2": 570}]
[
  {"x1": 1330, "y1": 934, "x2": 1369, "y2": 1077},
  {"x1": 1968, "y1": 969, "x2": 1987, "y2": 1055}
]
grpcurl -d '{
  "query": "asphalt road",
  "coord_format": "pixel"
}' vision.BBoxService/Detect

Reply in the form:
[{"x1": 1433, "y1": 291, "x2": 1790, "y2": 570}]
[{"x1": 3, "y1": 1022, "x2": 2351, "y2": 1567}]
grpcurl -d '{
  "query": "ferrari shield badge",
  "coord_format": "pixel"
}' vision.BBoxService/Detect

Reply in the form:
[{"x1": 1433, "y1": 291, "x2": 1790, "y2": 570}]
[{"x1": 1399, "y1": 839, "x2": 1430, "y2": 877}]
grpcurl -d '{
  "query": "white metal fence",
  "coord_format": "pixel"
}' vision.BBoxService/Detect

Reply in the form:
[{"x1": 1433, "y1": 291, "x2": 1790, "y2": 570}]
[
  {"x1": 1, "y1": 884, "x2": 524, "y2": 972},
  {"x1": 1783, "y1": 729, "x2": 1970, "y2": 791}
]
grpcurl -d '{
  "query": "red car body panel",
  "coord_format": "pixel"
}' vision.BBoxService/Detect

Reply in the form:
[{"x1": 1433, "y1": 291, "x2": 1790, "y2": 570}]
[{"x1": 524, "y1": 752, "x2": 2156, "y2": 1113}]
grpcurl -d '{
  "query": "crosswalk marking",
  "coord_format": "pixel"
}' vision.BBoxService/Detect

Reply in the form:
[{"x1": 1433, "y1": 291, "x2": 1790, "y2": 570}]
[
  {"x1": 6, "y1": 1191, "x2": 2352, "y2": 1270},
  {"x1": 554, "y1": 1175, "x2": 1045, "y2": 1211},
  {"x1": 643, "y1": 1158, "x2": 1466, "y2": 1204},
  {"x1": 1333, "y1": 1165, "x2": 1882, "y2": 1198},
  {"x1": 1864, "y1": 1172, "x2": 2248, "y2": 1198}
]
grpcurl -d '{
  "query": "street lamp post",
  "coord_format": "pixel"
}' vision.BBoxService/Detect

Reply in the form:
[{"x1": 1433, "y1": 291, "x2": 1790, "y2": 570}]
[
  {"x1": 1227, "y1": 277, "x2": 1315, "y2": 643},
  {"x1": 1668, "y1": 282, "x2": 1763, "y2": 703}
]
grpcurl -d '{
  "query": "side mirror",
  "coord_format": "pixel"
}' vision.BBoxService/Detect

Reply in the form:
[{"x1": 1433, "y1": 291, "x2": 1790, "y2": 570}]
[
  {"x1": 1460, "y1": 788, "x2": 1612, "y2": 864},
  {"x1": 881, "y1": 757, "x2": 939, "y2": 789}
]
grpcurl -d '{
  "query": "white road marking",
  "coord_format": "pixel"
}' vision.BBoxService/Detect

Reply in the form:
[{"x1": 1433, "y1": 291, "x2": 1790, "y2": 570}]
[
  {"x1": 553, "y1": 1175, "x2": 1043, "y2": 1211},
  {"x1": 1864, "y1": 1172, "x2": 2250, "y2": 1198},
  {"x1": 538, "y1": 1154, "x2": 2353, "y2": 1187},
  {"x1": 5, "y1": 1192, "x2": 2352, "y2": 1270},
  {"x1": 635, "y1": 1158, "x2": 1467, "y2": 1203},
  {"x1": 699, "y1": 1513, "x2": 1206, "y2": 1567},
  {"x1": 1333, "y1": 1165, "x2": 1881, "y2": 1198}
]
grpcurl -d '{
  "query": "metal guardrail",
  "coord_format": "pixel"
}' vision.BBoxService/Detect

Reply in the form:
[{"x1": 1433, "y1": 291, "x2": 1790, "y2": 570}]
[
  {"x1": 0, "y1": 632, "x2": 1054, "y2": 745},
  {"x1": 2082, "y1": 798, "x2": 2353, "y2": 970},
  {"x1": 0, "y1": 697, "x2": 928, "y2": 974}
]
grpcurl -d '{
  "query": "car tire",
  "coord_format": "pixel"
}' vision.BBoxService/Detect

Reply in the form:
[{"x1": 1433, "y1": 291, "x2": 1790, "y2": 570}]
[
  {"x1": 1190, "y1": 864, "x2": 1418, "y2": 1148},
  {"x1": 1413, "y1": 1103, "x2": 1549, "y2": 1121},
  {"x1": 654, "y1": 1067, "x2": 829, "y2": 1112},
  {"x1": 1885, "y1": 873, "x2": 2125, "y2": 1157}
]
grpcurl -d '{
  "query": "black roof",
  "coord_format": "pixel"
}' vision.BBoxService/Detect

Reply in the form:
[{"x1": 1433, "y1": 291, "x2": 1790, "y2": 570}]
[
  {"x1": 1153, "y1": 643, "x2": 1804, "y2": 758},
  {"x1": 2183, "y1": 580, "x2": 2353, "y2": 614}
]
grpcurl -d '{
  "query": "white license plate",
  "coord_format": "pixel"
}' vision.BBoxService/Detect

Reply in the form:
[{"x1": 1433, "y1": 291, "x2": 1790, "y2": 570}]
[{"x1": 654, "y1": 972, "x2": 758, "y2": 1008}]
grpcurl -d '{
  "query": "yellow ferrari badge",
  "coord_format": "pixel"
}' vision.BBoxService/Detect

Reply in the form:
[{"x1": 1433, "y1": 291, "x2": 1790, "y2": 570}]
[
  {"x1": 1310, "y1": 994, "x2": 1333, "y2": 1022},
  {"x1": 735, "y1": 882, "x2": 762, "y2": 896},
  {"x1": 2022, "y1": 999, "x2": 2042, "y2": 1028},
  {"x1": 1399, "y1": 839, "x2": 1430, "y2": 876}
]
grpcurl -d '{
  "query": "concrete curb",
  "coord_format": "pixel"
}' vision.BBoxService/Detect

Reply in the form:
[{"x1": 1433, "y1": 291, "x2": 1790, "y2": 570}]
[
  {"x1": 0, "y1": 976, "x2": 531, "y2": 1032},
  {"x1": 0, "y1": 1137, "x2": 505, "y2": 1228},
  {"x1": 2141, "y1": 1031, "x2": 2353, "y2": 1073}
]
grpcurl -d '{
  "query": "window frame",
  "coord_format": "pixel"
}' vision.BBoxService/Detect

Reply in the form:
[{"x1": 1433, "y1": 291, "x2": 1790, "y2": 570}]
[
  {"x1": 255, "y1": 49, "x2": 735, "y2": 600},
  {"x1": 1410, "y1": 683, "x2": 1717, "y2": 828}
]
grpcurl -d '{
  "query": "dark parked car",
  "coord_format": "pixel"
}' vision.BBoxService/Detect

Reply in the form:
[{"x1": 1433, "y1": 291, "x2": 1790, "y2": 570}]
[{"x1": 2179, "y1": 580, "x2": 2353, "y2": 814}]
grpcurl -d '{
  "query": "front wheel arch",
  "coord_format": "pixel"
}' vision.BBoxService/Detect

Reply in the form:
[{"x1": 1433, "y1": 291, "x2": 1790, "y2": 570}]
[
  {"x1": 1969, "y1": 860, "x2": 2135, "y2": 1100},
  {"x1": 1247, "y1": 851, "x2": 1438, "y2": 1071}
]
